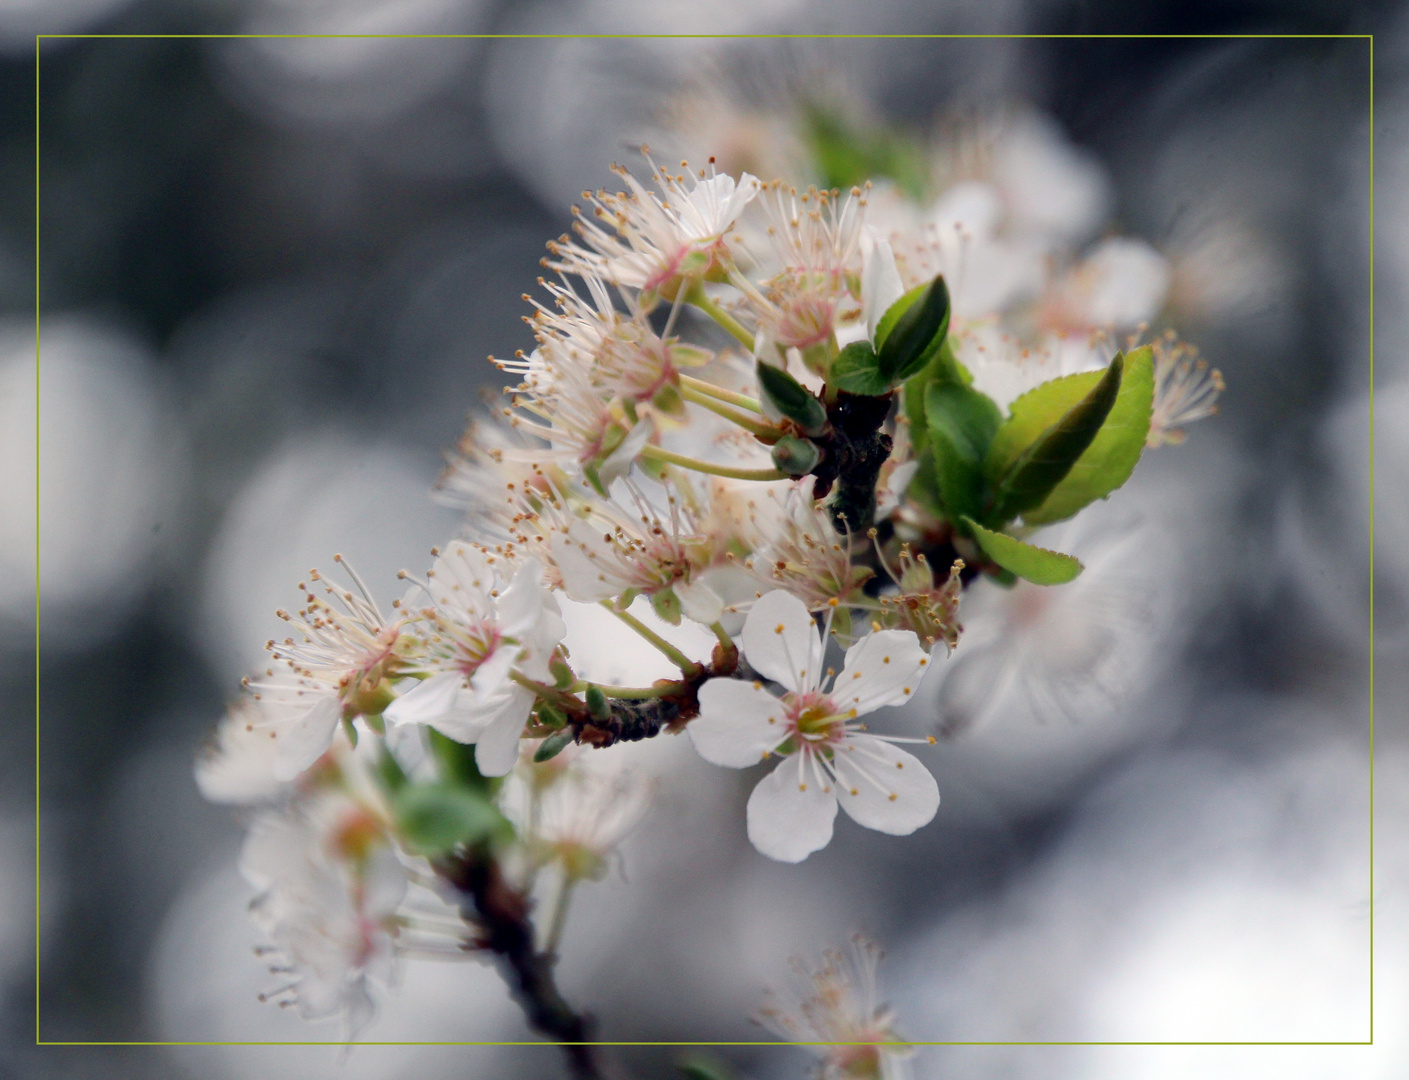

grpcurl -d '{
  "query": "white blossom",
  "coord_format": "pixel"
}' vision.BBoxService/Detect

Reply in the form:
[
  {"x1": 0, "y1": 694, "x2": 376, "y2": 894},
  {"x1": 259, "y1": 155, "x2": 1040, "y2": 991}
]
[
  {"x1": 385, "y1": 543, "x2": 565, "y2": 777},
  {"x1": 689, "y1": 589, "x2": 939, "y2": 862},
  {"x1": 757, "y1": 935, "x2": 912, "y2": 1080},
  {"x1": 239, "y1": 789, "x2": 408, "y2": 1036}
]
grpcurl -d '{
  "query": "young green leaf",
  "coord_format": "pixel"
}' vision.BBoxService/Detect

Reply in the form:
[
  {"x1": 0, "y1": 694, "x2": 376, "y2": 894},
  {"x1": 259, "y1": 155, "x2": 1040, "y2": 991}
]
[
  {"x1": 985, "y1": 353, "x2": 1124, "y2": 524},
  {"x1": 829, "y1": 341, "x2": 891, "y2": 396},
  {"x1": 903, "y1": 337, "x2": 973, "y2": 454},
  {"x1": 874, "y1": 281, "x2": 928, "y2": 351},
  {"x1": 961, "y1": 517, "x2": 1084, "y2": 585},
  {"x1": 1021, "y1": 345, "x2": 1155, "y2": 524},
  {"x1": 922, "y1": 381, "x2": 1002, "y2": 522},
  {"x1": 393, "y1": 783, "x2": 511, "y2": 856},
  {"x1": 876, "y1": 275, "x2": 950, "y2": 383},
  {"x1": 756, "y1": 360, "x2": 828, "y2": 435},
  {"x1": 426, "y1": 728, "x2": 490, "y2": 792}
]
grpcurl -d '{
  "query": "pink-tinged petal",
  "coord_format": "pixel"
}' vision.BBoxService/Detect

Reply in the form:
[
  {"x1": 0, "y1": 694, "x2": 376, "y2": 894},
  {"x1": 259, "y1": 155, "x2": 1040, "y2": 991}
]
[
  {"x1": 467, "y1": 642, "x2": 519, "y2": 703},
  {"x1": 272, "y1": 694, "x2": 341, "y2": 781},
  {"x1": 834, "y1": 629, "x2": 931, "y2": 714},
  {"x1": 690, "y1": 678, "x2": 789, "y2": 768},
  {"x1": 741, "y1": 589, "x2": 823, "y2": 694},
  {"x1": 469, "y1": 686, "x2": 537, "y2": 776},
  {"x1": 832, "y1": 736, "x2": 939, "y2": 836},
  {"x1": 746, "y1": 751, "x2": 838, "y2": 863},
  {"x1": 384, "y1": 671, "x2": 462, "y2": 729}
]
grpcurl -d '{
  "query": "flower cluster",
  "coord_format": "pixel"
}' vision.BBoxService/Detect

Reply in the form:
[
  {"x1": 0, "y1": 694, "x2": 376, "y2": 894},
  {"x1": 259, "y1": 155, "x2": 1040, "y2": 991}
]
[{"x1": 201, "y1": 118, "x2": 1220, "y2": 1049}]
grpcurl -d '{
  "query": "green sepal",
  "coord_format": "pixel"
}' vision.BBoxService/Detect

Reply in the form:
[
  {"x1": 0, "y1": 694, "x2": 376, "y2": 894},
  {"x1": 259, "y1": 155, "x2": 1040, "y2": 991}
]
[
  {"x1": 985, "y1": 353, "x2": 1125, "y2": 524},
  {"x1": 922, "y1": 380, "x2": 1002, "y2": 523},
  {"x1": 585, "y1": 684, "x2": 611, "y2": 722},
  {"x1": 392, "y1": 782, "x2": 513, "y2": 857},
  {"x1": 426, "y1": 727, "x2": 491, "y2": 793},
  {"x1": 770, "y1": 434, "x2": 822, "y2": 476},
  {"x1": 650, "y1": 587, "x2": 683, "y2": 626},
  {"x1": 828, "y1": 341, "x2": 891, "y2": 396},
  {"x1": 756, "y1": 360, "x2": 827, "y2": 436},
  {"x1": 550, "y1": 655, "x2": 576, "y2": 689},
  {"x1": 961, "y1": 517, "x2": 1084, "y2": 585},
  {"x1": 876, "y1": 275, "x2": 950, "y2": 384},
  {"x1": 1022, "y1": 345, "x2": 1155, "y2": 524},
  {"x1": 534, "y1": 700, "x2": 567, "y2": 730},
  {"x1": 533, "y1": 727, "x2": 576, "y2": 763}
]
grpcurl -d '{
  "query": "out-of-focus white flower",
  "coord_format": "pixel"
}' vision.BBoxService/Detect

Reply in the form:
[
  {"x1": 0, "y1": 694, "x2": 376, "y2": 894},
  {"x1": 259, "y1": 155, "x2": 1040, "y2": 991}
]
[
  {"x1": 385, "y1": 544, "x2": 565, "y2": 777},
  {"x1": 547, "y1": 157, "x2": 761, "y2": 301},
  {"x1": 1147, "y1": 333, "x2": 1225, "y2": 447},
  {"x1": 242, "y1": 557, "x2": 405, "y2": 781},
  {"x1": 1041, "y1": 237, "x2": 1171, "y2": 334},
  {"x1": 195, "y1": 698, "x2": 294, "y2": 805},
  {"x1": 689, "y1": 590, "x2": 938, "y2": 862},
  {"x1": 757, "y1": 934, "x2": 912, "y2": 1080},
  {"x1": 239, "y1": 789, "x2": 409, "y2": 1036},
  {"x1": 498, "y1": 747, "x2": 652, "y2": 885}
]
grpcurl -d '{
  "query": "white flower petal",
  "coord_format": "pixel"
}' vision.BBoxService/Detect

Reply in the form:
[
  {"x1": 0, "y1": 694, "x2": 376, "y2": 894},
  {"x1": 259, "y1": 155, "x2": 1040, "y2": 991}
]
[
  {"x1": 690, "y1": 678, "x2": 788, "y2": 768},
  {"x1": 834, "y1": 629, "x2": 931, "y2": 713},
  {"x1": 550, "y1": 522, "x2": 618, "y2": 603},
  {"x1": 598, "y1": 419, "x2": 653, "y2": 487},
  {"x1": 676, "y1": 578, "x2": 724, "y2": 624},
  {"x1": 470, "y1": 686, "x2": 536, "y2": 776},
  {"x1": 495, "y1": 557, "x2": 545, "y2": 637},
  {"x1": 272, "y1": 694, "x2": 341, "y2": 781},
  {"x1": 861, "y1": 230, "x2": 906, "y2": 341},
  {"x1": 741, "y1": 588, "x2": 823, "y2": 693},
  {"x1": 746, "y1": 751, "x2": 838, "y2": 863},
  {"x1": 833, "y1": 736, "x2": 940, "y2": 835},
  {"x1": 384, "y1": 670, "x2": 462, "y2": 729},
  {"x1": 427, "y1": 540, "x2": 496, "y2": 614}
]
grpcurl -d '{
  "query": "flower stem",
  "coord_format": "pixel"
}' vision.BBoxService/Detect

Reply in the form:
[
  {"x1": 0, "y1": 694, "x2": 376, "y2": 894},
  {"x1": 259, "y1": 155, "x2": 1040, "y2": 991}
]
[
  {"x1": 602, "y1": 602, "x2": 702, "y2": 674},
  {"x1": 679, "y1": 374, "x2": 762, "y2": 413},
  {"x1": 640, "y1": 444, "x2": 786, "y2": 482},
  {"x1": 687, "y1": 287, "x2": 755, "y2": 349},
  {"x1": 679, "y1": 384, "x2": 779, "y2": 438},
  {"x1": 544, "y1": 876, "x2": 576, "y2": 958}
]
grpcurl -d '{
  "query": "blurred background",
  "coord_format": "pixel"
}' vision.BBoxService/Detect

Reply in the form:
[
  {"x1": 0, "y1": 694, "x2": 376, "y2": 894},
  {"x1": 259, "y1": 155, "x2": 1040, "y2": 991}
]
[{"x1": 4, "y1": 2, "x2": 1399, "y2": 1078}]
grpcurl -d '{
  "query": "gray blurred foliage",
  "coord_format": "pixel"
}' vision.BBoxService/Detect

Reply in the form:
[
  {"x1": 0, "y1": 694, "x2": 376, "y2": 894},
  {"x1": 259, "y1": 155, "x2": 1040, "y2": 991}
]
[{"x1": 6, "y1": 2, "x2": 1394, "y2": 1078}]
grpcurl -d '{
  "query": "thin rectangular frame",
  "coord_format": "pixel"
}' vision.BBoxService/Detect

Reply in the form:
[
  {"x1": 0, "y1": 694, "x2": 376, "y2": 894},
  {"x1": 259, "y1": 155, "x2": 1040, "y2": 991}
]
[{"x1": 32, "y1": 29, "x2": 1377, "y2": 1051}]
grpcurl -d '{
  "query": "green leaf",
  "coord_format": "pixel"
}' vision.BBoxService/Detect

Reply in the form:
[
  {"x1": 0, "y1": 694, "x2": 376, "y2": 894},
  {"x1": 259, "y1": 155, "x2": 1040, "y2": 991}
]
[
  {"x1": 922, "y1": 381, "x2": 1001, "y2": 522},
  {"x1": 874, "y1": 282, "x2": 927, "y2": 352},
  {"x1": 1022, "y1": 345, "x2": 1155, "y2": 525},
  {"x1": 756, "y1": 360, "x2": 827, "y2": 436},
  {"x1": 534, "y1": 727, "x2": 576, "y2": 763},
  {"x1": 903, "y1": 338, "x2": 972, "y2": 454},
  {"x1": 876, "y1": 276, "x2": 950, "y2": 384},
  {"x1": 829, "y1": 341, "x2": 891, "y2": 396},
  {"x1": 985, "y1": 353, "x2": 1125, "y2": 524},
  {"x1": 393, "y1": 783, "x2": 511, "y2": 856},
  {"x1": 961, "y1": 517, "x2": 1084, "y2": 585}
]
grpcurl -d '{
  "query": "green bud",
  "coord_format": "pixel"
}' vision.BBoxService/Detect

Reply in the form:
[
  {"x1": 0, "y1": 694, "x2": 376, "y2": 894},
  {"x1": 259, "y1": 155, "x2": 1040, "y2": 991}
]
[
  {"x1": 585, "y1": 684, "x2": 611, "y2": 722},
  {"x1": 770, "y1": 434, "x2": 822, "y2": 476},
  {"x1": 533, "y1": 727, "x2": 577, "y2": 763}
]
